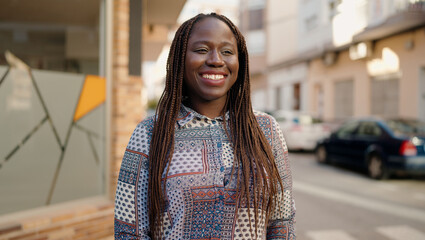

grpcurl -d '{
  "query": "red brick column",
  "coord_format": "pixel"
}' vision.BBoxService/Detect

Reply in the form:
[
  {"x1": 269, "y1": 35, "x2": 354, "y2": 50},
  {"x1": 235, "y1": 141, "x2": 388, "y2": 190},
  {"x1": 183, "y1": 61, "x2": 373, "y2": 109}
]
[{"x1": 110, "y1": 0, "x2": 145, "y2": 199}]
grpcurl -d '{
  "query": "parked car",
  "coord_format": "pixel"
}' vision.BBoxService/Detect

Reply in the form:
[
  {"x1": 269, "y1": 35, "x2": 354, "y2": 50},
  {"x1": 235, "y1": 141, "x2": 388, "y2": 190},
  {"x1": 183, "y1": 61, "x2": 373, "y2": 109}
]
[
  {"x1": 315, "y1": 118, "x2": 425, "y2": 179},
  {"x1": 273, "y1": 110, "x2": 332, "y2": 151}
]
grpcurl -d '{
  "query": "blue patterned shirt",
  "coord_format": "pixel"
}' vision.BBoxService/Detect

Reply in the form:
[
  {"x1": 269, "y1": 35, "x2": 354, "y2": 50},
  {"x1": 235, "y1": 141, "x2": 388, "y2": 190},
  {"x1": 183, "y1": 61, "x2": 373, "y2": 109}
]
[{"x1": 114, "y1": 105, "x2": 295, "y2": 239}]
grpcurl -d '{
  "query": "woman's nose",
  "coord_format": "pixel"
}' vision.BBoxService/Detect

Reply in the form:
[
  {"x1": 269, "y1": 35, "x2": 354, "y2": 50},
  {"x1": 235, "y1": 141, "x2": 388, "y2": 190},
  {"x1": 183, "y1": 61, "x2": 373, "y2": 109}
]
[{"x1": 206, "y1": 50, "x2": 224, "y2": 66}]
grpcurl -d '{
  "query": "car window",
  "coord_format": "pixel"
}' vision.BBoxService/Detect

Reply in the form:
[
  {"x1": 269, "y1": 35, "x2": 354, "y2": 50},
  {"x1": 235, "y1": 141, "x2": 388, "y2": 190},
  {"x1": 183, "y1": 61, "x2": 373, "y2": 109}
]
[
  {"x1": 336, "y1": 121, "x2": 359, "y2": 138},
  {"x1": 356, "y1": 122, "x2": 382, "y2": 137},
  {"x1": 385, "y1": 119, "x2": 425, "y2": 136}
]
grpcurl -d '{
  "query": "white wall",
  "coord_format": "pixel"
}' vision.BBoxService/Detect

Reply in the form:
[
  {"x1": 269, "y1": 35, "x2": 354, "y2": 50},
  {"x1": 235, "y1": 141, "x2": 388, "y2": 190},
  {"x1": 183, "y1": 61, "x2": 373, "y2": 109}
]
[
  {"x1": 267, "y1": 63, "x2": 308, "y2": 112},
  {"x1": 247, "y1": 30, "x2": 266, "y2": 55},
  {"x1": 332, "y1": 0, "x2": 368, "y2": 46},
  {"x1": 267, "y1": 0, "x2": 298, "y2": 65},
  {"x1": 297, "y1": 0, "x2": 333, "y2": 53},
  {"x1": 252, "y1": 89, "x2": 267, "y2": 111}
]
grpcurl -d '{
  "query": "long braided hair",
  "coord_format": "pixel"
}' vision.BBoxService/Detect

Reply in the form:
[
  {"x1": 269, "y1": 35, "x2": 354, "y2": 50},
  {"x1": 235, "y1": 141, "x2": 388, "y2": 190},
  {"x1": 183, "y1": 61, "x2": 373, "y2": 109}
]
[{"x1": 148, "y1": 13, "x2": 284, "y2": 238}]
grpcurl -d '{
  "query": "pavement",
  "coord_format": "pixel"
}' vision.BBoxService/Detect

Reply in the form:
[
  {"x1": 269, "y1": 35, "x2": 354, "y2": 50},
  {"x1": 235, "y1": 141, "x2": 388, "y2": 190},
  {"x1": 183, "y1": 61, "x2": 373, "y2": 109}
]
[{"x1": 290, "y1": 151, "x2": 425, "y2": 240}]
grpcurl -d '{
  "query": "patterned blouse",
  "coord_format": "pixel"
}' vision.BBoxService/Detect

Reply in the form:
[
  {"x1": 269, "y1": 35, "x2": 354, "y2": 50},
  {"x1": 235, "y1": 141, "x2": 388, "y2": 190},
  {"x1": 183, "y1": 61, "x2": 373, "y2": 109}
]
[{"x1": 114, "y1": 105, "x2": 295, "y2": 239}]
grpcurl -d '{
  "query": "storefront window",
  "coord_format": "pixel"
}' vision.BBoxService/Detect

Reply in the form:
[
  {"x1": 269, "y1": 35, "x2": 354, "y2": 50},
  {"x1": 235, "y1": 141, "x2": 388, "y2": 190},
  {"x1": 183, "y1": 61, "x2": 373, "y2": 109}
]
[{"x1": 0, "y1": 0, "x2": 105, "y2": 215}]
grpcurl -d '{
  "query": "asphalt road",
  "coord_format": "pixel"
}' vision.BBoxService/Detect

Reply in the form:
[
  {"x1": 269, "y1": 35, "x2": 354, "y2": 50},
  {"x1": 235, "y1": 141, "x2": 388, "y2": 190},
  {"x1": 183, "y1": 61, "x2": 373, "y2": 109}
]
[{"x1": 290, "y1": 151, "x2": 425, "y2": 240}]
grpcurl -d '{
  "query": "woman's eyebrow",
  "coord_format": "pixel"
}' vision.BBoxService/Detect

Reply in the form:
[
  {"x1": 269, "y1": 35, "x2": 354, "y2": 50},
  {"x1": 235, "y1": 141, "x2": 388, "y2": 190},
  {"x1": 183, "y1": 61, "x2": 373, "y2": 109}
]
[{"x1": 191, "y1": 40, "x2": 236, "y2": 46}]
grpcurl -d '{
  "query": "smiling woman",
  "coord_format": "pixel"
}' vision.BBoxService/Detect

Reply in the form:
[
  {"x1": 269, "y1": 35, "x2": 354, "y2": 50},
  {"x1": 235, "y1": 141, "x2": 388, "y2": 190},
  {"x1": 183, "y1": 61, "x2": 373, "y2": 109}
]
[
  {"x1": 114, "y1": 13, "x2": 295, "y2": 240},
  {"x1": 183, "y1": 17, "x2": 239, "y2": 116}
]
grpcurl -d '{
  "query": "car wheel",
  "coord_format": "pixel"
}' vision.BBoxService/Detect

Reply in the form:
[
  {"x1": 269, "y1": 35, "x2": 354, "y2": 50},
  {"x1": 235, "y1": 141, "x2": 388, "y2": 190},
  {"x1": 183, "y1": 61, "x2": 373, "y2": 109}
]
[
  {"x1": 367, "y1": 155, "x2": 388, "y2": 180},
  {"x1": 316, "y1": 145, "x2": 328, "y2": 164}
]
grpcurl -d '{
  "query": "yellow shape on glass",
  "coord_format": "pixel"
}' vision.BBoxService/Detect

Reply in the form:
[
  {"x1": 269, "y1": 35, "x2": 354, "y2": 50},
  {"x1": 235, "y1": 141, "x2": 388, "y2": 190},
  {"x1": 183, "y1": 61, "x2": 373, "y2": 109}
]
[{"x1": 73, "y1": 75, "x2": 106, "y2": 122}]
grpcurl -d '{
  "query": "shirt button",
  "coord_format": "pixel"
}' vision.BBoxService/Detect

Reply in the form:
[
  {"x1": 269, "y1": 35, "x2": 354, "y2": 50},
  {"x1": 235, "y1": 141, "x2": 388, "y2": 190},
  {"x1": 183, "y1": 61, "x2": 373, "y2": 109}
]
[
  {"x1": 212, "y1": 120, "x2": 217, "y2": 124},
  {"x1": 217, "y1": 142, "x2": 222, "y2": 148},
  {"x1": 220, "y1": 166, "x2": 224, "y2": 172}
]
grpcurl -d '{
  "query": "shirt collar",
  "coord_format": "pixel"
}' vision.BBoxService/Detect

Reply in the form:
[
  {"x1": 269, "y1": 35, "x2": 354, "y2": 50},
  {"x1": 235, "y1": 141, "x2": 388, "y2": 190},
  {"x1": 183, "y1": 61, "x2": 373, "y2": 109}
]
[{"x1": 176, "y1": 104, "x2": 229, "y2": 127}]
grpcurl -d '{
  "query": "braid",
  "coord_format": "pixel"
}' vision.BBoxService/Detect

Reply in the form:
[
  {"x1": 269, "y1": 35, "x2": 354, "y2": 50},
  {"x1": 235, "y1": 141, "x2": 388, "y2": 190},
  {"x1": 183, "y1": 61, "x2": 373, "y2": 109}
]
[
  {"x1": 148, "y1": 13, "x2": 284, "y2": 239},
  {"x1": 148, "y1": 17, "x2": 197, "y2": 237}
]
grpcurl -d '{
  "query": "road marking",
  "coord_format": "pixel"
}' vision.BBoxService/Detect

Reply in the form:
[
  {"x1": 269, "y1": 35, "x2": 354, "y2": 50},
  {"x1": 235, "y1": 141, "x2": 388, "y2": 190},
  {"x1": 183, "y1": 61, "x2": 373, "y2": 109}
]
[
  {"x1": 376, "y1": 225, "x2": 425, "y2": 240},
  {"x1": 374, "y1": 182, "x2": 398, "y2": 191},
  {"x1": 413, "y1": 193, "x2": 425, "y2": 201},
  {"x1": 294, "y1": 181, "x2": 425, "y2": 223},
  {"x1": 306, "y1": 230, "x2": 357, "y2": 240}
]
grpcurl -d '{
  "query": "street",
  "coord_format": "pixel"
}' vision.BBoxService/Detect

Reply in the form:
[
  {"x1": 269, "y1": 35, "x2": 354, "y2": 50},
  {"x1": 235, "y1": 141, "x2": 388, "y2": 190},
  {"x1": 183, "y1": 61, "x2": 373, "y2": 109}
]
[{"x1": 290, "y1": 152, "x2": 425, "y2": 240}]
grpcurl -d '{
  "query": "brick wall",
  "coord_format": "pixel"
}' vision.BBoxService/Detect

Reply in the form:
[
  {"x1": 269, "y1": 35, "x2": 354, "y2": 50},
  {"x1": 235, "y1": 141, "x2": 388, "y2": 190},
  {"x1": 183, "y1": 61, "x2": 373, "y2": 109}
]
[{"x1": 0, "y1": 0, "x2": 144, "y2": 239}]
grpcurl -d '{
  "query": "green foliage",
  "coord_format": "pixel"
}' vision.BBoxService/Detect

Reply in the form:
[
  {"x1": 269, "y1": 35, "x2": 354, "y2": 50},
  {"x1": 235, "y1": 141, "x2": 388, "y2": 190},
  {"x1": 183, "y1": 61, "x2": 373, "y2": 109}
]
[{"x1": 147, "y1": 98, "x2": 159, "y2": 110}]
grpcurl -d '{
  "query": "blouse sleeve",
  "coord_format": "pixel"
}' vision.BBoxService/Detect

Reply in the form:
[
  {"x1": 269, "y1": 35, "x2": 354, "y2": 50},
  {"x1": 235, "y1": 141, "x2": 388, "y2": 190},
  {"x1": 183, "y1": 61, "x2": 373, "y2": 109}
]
[
  {"x1": 114, "y1": 122, "x2": 152, "y2": 240},
  {"x1": 266, "y1": 116, "x2": 296, "y2": 240}
]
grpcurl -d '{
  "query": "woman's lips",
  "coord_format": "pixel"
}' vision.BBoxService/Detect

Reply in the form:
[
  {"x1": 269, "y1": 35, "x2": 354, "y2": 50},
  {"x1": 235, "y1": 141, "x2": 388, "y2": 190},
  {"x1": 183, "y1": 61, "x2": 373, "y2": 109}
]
[{"x1": 199, "y1": 73, "x2": 227, "y2": 87}]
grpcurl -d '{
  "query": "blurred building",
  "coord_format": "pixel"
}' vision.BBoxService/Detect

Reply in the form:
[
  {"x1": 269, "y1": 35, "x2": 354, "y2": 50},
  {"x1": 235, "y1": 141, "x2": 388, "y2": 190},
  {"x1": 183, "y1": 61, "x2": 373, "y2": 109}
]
[
  {"x1": 244, "y1": 0, "x2": 425, "y2": 122},
  {"x1": 0, "y1": 0, "x2": 186, "y2": 239},
  {"x1": 239, "y1": 0, "x2": 268, "y2": 110}
]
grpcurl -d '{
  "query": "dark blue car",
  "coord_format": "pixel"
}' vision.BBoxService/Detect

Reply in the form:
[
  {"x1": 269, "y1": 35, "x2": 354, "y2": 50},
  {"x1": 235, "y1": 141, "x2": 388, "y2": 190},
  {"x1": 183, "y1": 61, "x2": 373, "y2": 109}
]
[{"x1": 315, "y1": 118, "x2": 425, "y2": 179}]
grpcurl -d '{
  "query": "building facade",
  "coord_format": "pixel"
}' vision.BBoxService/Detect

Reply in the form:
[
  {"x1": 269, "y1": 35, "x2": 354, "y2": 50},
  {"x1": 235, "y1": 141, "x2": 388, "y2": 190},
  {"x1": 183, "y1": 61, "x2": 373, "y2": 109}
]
[
  {"x1": 239, "y1": 0, "x2": 268, "y2": 111},
  {"x1": 247, "y1": 0, "x2": 425, "y2": 121},
  {"x1": 307, "y1": 0, "x2": 425, "y2": 121}
]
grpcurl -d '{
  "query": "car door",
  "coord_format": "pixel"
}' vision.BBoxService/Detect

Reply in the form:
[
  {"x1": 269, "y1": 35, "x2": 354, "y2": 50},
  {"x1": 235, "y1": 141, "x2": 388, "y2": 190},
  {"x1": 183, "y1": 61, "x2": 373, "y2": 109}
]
[
  {"x1": 349, "y1": 122, "x2": 383, "y2": 166},
  {"x1": 328, "y1": 121, "x2": 360, "y2": 163}
]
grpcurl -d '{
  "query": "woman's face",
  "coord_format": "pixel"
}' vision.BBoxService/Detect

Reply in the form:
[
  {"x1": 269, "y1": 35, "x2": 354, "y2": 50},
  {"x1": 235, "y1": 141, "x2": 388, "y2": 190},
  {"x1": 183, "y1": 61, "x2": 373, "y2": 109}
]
[{"x1": 184, "y1": 17, "x2": 239, "y2": 107}]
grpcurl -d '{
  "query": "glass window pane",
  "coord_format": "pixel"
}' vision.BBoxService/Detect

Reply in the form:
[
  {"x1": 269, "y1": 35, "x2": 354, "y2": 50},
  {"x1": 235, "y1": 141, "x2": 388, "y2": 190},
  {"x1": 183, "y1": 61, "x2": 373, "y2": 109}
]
[
  {"x1": 0, "y1": 0, "x2": 105, "y2": 215},
  {"x1": 249, "y1": 8, "x2": 264, "y2": 30},
  {"x1": 337, "y1": 121, "x2": 358, "y2": 138}
]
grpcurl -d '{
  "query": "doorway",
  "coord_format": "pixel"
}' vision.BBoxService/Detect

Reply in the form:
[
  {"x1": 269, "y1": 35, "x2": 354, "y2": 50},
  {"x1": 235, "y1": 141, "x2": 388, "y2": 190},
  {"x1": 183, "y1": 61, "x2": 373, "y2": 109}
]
[{"x1": 419, "y1": 67, "x2": 425, "y2": 121}]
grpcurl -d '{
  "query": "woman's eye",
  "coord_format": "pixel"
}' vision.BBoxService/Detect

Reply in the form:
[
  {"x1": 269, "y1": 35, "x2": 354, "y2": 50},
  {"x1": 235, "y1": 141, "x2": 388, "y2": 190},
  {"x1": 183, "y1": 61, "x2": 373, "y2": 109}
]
[
  {"x1": 223, "y1": 50, "x2": 234, "y2": 55},
  {"x1": 195, "y1": 48, "x2": 208, "y2": 53}
]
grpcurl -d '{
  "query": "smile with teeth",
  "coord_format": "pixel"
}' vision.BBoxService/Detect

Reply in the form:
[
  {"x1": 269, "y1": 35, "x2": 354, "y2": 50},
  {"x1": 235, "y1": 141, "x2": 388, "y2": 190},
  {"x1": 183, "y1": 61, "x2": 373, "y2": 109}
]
[{"x1": 201, "y1": 74, "x2": 225, "y2": 80}]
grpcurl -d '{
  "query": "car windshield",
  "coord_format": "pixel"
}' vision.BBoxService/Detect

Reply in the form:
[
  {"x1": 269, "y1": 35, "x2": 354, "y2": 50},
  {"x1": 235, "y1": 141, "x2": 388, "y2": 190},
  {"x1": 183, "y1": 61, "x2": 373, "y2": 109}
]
[
  {"x1": 273, "y1": 112, "x2": 322, "y2": 125},
  {"x1": 385, "y1": 119, "x2": 425, "y2": 137},
  {"x1": 295, "y1": 115, "x2": 323, "y2": 125}
]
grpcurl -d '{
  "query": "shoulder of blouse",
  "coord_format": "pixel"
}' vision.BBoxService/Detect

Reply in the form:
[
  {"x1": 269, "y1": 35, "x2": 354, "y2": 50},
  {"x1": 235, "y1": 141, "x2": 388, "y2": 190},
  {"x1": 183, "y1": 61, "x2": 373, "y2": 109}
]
[
  {"x1": 253, "y1": 110, "x2": 281, "y2": 145},
  {"x1": 126, "y1": 115, "x2": 156, "y2": 155},
  {"x1": 253, "y1": 109, "x2": 273, "y2": 118},
  {"x1": 253, "y1": 110, "x2": 279, "y2": 129}
]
